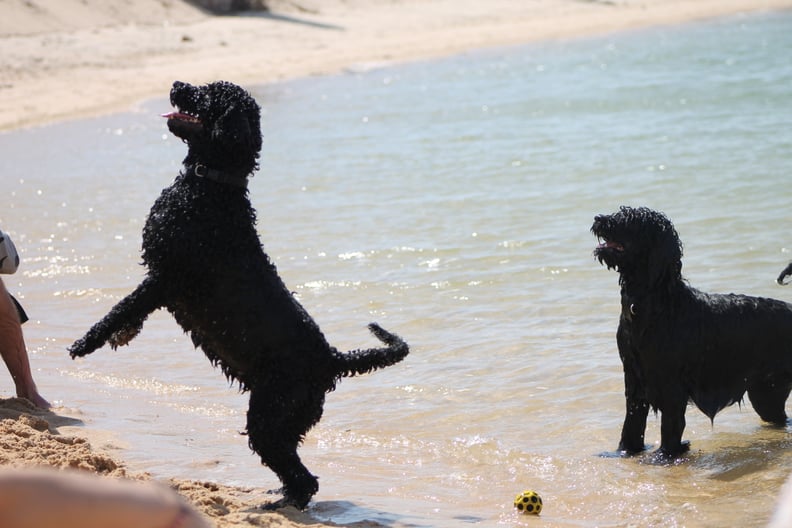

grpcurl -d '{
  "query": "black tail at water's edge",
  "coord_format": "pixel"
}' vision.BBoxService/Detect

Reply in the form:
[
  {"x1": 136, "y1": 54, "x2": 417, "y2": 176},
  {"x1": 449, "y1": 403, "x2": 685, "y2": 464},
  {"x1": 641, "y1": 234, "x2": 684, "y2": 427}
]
[{"x1": 335, "y1": 323, "x2": 409, "y2": 377}]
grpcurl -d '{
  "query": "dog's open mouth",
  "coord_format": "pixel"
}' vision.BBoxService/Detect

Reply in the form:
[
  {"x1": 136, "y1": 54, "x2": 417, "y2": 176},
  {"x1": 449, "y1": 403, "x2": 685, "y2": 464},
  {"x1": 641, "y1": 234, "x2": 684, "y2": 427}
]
[
  {"x1": 162, "y1": 106, "x2": 203, "y2": 140},
  {"x1": 597, "y1": 239, "x2": 624, "y2": 252},
  {"x1": 161, "y1": 109, "x2": 201, "y2": 124}
]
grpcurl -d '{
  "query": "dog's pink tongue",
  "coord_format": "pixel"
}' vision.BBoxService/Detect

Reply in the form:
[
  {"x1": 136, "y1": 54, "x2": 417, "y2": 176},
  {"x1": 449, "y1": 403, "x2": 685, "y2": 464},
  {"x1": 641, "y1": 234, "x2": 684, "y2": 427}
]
[{"x1": 161, "y1": 111, "x2": 200, "y2": 123}]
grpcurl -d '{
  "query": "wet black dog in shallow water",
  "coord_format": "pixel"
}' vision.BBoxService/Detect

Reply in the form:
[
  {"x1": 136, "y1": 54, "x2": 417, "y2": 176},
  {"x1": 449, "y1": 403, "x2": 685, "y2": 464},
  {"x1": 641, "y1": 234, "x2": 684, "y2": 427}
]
[
  {"x1": 69, "y1": 80, "x2": 409, "y2": 509},
  {"x1": 592, "y1": 206, "x2": 792, "y2": 459}
]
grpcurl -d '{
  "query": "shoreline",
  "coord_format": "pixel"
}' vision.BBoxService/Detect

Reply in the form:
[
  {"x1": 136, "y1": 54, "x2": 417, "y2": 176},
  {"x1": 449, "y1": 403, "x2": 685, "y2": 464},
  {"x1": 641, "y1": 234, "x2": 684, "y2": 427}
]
[{"x1": 2, "y1": 0, "x2": 791, "y2": 132}]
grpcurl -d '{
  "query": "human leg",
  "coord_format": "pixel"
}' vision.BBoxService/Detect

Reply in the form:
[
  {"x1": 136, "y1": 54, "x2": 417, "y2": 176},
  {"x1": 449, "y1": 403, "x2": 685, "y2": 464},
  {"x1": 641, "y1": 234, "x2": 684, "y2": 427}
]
[{"x1": 0, "y1": 278, "x2": 49, "y2": 408}]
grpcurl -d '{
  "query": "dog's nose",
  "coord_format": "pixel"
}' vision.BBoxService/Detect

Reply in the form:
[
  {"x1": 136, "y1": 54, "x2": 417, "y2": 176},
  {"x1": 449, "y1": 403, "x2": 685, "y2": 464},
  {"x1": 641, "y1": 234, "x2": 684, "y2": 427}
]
[
  {"x1": 170, "y1": 81, "x2": 192, "y2": 105},
  {"x1": 591, "y1": 215, "x2": 606, "y2": 232}
]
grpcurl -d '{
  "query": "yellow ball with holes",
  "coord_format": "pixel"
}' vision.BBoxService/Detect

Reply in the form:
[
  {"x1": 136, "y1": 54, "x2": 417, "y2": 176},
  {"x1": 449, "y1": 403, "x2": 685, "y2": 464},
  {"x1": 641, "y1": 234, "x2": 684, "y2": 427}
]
[{"x1": 513, "y1": 490, "x2": 542, "y2": 515}]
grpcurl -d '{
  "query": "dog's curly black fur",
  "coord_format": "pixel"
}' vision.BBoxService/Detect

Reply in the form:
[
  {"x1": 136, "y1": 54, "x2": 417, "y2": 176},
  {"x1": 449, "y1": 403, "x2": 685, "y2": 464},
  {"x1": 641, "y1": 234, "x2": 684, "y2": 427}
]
[
  {"x1": 592, "y1": 206, "x2": 792, "y2": 459},
  {"x1": 69, "y1": 80, "x2": 409, "y2": 509}
]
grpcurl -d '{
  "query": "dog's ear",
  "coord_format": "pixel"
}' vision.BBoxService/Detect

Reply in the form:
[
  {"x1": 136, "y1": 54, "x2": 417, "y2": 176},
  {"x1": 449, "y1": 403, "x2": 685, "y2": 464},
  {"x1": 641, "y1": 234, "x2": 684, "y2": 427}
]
[
  {"x1": 213, "y1": 105, "x2": 251, "y2": 147},
  {"x1": 646, "y1": 226, "x2": 683, "y2": 288}
]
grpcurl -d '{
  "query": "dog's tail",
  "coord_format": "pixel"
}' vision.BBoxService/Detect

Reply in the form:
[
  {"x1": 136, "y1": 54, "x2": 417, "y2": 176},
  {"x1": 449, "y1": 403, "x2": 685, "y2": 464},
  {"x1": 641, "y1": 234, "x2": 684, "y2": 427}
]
[
  {"x1": 778, "y1": 261, "x2": 792, "y2": 285},
  {"x1": 334, "y1": 323, "x2": 409, "y2": 377}
]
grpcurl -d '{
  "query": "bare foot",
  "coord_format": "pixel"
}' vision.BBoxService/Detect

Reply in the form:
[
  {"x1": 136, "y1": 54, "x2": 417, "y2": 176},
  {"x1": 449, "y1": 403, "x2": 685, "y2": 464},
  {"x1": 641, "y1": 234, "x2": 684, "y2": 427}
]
[{"x1": 18, "y1": 387, "x2": 51, "y2": 409}]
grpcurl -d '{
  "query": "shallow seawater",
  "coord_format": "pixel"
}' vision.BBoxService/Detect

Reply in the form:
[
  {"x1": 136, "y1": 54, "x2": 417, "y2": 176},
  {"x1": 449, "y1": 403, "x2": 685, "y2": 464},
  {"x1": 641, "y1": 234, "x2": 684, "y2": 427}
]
[{"x1": 2, "y1": 10, "x2": 792, "y2": 527}]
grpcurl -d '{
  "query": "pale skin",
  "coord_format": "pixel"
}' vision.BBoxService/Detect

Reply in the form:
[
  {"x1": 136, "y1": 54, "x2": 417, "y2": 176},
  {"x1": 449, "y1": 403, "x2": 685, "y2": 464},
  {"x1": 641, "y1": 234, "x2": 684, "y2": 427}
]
[
  {"x1": 0, "y1": 277, "x2": 49, "y2": 408},
  {"x1": 0, "y1": 468, "x2": 210, "y2": 528}
]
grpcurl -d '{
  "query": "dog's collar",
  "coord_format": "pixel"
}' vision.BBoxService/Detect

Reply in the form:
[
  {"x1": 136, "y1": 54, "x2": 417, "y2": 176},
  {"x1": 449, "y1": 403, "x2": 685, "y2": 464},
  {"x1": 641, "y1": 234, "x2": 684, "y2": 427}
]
[{"x1": 186, "y1": 163, "x2": 249, "y2": 189}]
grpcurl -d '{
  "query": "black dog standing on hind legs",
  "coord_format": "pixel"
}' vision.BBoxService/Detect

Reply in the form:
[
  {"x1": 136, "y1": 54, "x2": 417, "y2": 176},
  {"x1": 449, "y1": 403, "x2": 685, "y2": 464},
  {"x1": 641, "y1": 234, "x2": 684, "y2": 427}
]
[
  {"x1": 69, "y1": 80, "x2": 409, "y2": 510},
  {"x1": 591, "y1": 206, "x2": 792, "y2": 461}
]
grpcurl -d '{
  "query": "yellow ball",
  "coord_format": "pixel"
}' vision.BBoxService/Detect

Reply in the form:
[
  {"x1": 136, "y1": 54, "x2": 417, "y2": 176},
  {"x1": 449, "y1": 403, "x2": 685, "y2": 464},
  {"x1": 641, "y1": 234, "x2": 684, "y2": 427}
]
[{"x1": 514, "y1": 490, "x2": 542, "y2": 515}]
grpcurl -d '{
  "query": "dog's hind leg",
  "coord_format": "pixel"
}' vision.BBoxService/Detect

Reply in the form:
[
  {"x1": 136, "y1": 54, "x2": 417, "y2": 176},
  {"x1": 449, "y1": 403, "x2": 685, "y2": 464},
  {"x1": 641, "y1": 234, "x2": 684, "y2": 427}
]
[
  {"x1": 246, "y1": 383, "x2": 322, "y2": 510},
  {"x1": 656, "y1": 399, "x2": 690, "y2": 458},
  {"x1": 69, "y1": 276, "x2": 163, "y2": 358},
  {"x1": 748, "y1": 383, "x2": 790, "y2": 425}
]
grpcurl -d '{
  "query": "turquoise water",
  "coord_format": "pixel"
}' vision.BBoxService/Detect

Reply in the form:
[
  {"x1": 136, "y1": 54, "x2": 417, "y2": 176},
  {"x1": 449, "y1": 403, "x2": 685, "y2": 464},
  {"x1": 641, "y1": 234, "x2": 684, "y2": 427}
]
[{"x1": 2, "y1": 10, "x2": 792, "y2": 527}]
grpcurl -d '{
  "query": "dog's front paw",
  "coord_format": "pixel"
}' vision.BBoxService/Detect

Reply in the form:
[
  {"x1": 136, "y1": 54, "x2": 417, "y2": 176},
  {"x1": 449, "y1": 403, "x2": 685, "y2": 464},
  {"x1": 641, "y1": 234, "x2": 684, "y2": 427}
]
[
  {"x1": 69, "y1": 330, "x2": 109, "y2": 358},
  {"x1": 68, "y1": 338, "x2": 90, "y2": 359}
]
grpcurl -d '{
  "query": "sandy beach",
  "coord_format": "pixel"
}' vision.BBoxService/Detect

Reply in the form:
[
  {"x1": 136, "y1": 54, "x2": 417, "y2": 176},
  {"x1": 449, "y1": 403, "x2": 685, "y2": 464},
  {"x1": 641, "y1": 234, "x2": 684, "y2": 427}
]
[
  {"x1": 2, "y1": 1, "x2": 792, "y2": 527},
  {"x1": 1, "y1": 0, "x2": 791, "y2": 131}
]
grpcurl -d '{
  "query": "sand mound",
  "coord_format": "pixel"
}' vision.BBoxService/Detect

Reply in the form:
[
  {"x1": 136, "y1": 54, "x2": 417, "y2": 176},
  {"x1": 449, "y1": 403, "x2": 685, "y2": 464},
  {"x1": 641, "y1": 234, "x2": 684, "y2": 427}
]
[
  {"x1": 0, "y1": 398, "x2": 370, "y2": 527},
  {"x1": 0, "y1": 398, "x2": 123, "y2": 475}
]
